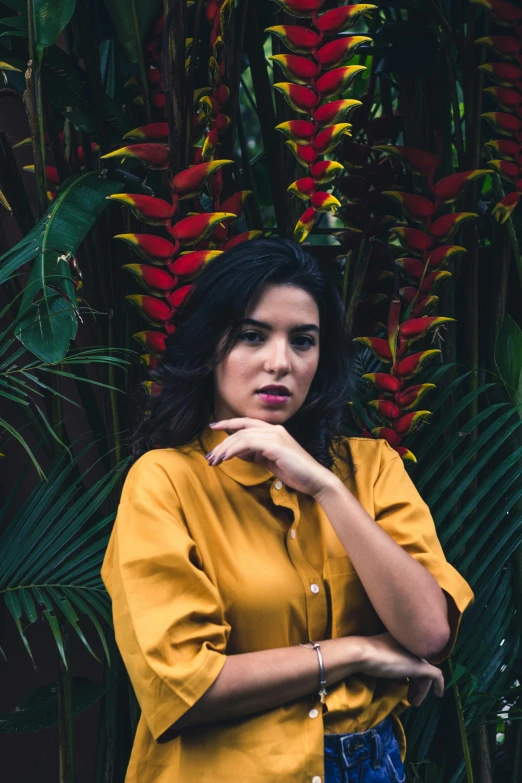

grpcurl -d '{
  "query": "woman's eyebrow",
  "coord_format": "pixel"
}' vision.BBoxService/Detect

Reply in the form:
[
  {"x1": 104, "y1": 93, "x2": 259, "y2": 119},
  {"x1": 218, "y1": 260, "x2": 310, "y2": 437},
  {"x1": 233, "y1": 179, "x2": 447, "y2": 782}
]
[{"x1": 240, "y1": 318, "x2": 320, "y2": 333}]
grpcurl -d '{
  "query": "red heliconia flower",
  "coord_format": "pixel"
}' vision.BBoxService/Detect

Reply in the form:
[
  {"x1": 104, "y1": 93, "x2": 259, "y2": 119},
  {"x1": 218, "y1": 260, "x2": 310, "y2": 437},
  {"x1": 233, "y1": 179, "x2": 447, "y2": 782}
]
[
  {"x1": 433, "y1": 170, "x2": 490, "y2": 203},
  {"x1": 123, "y1": 122, "x2": 169, "y2": 141},
  {"x1": 419, "y1": 270, "x2": 452, "y2": 293},
  {"x1": 492, "y1": 191, "x2": 521, "y2": 222},
  {"x1": 372, "y1": 145, "x2": 440, "y2": 177},
  {"x1": 314, "y1": 123, "x2": 352, "y2": 154},
  {"x1": 369, "y1": 400, "x2": 401, "y2": 419},
  {"x1": 426, "y1": 244, "x2": 467, "y2": 267},
  {"x1": 429, "y1": 212, "x2": 477, "y2": 240},
  {"x1": 122, "y1": 264, "x2": 177, "y2": 293},
  {"x1": 395, "y1": 349, "x2": 441, "y2": 379},
  {"x1": 390, "y1": 227, "x2": 434, "y2": 253},
  {"x1": 168, "y1": 212, "x2": 236, "y2": 246},
  {"x1": 314, "y1": 36, "x2": 371, "y2": 70},
  {"x1": 269, "y1": 54, "x2": 320, "y2": 84},
  {"x1": 395, "y1": 383, "x2": 436, "y2": 410},
  {"x1": 481, "y1": 111, "x2": 521, "y2": 135},
  {"x1": 484, "y1": 138, "x2": 520, "y2": 158},
  {"x1": 310, "y1": 191, "x2": 341, "y2": 211},
  {"x1": 309, "y1": 160, "x2": 344, "y2": 183},
  {"x1": 101, "y1": 144, "x2": 169, "y2": 170},
  {"x1": 265, "y1": 25, "x2": 322, "y2": 53},
  {"x1": 294, "y1": 206, "x2": 317, "y2": 243},
  {"x1": 313, "y1": 4, "x2": 377, "y2": 35},
  {"x1": 371, "y1": 426, "x2": 402, "y2": 447},
  {"x1": 201, "y1": 128, "x2": 219, "y2": 161},
  {"x1": 395, "y1": 257, "x2": 427, "y2": 280},
  {"x1": 272, "y1": 0, "x2": 326, "y2": 17},
  {"x1": 224, "y1": 230, "x2": 263, "y2": 249},
  {"x1": 399, "y1": 316, "x2": 455, "y2": 342},
  {"x1": 288, "y1": 177, "x2": 317, "y2": 199},
  {"x1": 382, "y1": 191, "x2": 436, "y2": 221},
  {"x1": 400, "y1": 287, "x2": 439, "y2": 316},
  {"x1": 132, "y1": 331, "x2": 168, "y2": 356},
  {"x1": 478, "y1": 62, "x2": 522, "y2": 86},
  {"x1": 169, "y1": 250, "x2": 223, "y2": 277},
  {"x1": 273, "y1": 82, "x2": 319, "y2": 113},
  {"x1": 395, "y1": 446, "x2": 417, "y2": 462},
  {"x1": 220, "y1": 190, "x2": 252, "y2": 219},
  {"x1": 126, "y1": 294, "x2": 173, "y2": 325},
  {"x1": 484, "y1": 85, "x2": 521, "y2": 111},
  {"x1": 23, "y1": 165, "x2": 60, "y2": 186},
  {"x1": 166, "y1": 284, "x2": 192, "y2": 309},
  {"x1": 107, "y1": 194, "x2": 176, "y2": 225},
  {"x1": 353, "y1": 337, "x2": 393, "y2": 362},
  {"x1": 142, "y1": 381, "x2": 163, "y2": 396},
  {"x1": 471, "y1": 0, "x2": 522, "y2": 24},
  {"x1": 475, "y1": 35, "x2": 520, "y2": 58},
  {"x1": 275, "y1": 120, "x2": 318, "y2": 142},
  {"x1": 313, "y1": 98, "x2": 362, "y2": 126},
  {"x1": 315, "y1": 65, "x2": 366, "y2": 98},
  {"x1": 487, "y1": 158, "x2": 520, "y2": 180},
  {"x1": 394, "y1": 410, "x2": 432, "y2": 435},
  {"x1": 140, "y1": 354, "x2": 160, "y2": 370},
  {"x1": 113, "y1": 234, "x2": 177, "y2": 264},
  {"x1": 362, "y1": 372, "x2": 402, "y2": 392},
  {"x1": 171, "y1": 159, "x2": 234, "y2": 200},
  {"x1": 286, "y1": 140, "x2": 318, "y2": 165}
]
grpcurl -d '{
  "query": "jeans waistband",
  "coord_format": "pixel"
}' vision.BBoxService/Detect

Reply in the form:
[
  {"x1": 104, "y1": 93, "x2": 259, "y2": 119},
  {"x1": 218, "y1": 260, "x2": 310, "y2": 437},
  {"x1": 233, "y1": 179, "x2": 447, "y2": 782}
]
[{"x1": 324, "y1": 716, "x2": 394, "y2": 770}]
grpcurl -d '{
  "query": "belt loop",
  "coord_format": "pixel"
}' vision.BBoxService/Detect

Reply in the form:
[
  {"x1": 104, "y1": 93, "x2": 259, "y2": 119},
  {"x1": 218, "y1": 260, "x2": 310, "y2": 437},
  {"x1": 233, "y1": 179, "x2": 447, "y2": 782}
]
[{"x1": 370, "y1": 729, "x2": 384, "y2": 770}]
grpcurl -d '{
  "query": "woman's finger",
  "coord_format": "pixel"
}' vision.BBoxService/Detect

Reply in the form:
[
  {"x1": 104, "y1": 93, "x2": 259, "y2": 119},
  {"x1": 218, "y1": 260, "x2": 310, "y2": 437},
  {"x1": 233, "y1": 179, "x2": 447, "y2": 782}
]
[{"x1": 407, "y1": 677, "x2": 432, "y2": 707}]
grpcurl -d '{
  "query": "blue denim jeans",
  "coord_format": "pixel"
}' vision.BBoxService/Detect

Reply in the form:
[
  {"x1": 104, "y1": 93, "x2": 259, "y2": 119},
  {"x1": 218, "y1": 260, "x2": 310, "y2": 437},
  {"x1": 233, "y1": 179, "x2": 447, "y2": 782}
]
[{"x1": 324, "y1": 717, "x2": 406, "y2": 783}]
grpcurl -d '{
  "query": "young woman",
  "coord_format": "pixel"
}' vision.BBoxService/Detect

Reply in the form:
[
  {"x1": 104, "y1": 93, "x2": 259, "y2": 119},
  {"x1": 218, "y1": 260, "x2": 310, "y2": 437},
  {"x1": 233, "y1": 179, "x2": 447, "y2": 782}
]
[{"x1": 101, "y1": 237, "x2": 474, "y2": 783}]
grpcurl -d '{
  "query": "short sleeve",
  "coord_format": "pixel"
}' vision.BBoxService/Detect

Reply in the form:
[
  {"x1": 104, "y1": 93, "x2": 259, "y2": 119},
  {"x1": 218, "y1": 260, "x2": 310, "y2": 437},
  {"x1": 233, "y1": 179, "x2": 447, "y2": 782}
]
[
  {"x1": 100, "y1": 454, "x2": 230, "y2": 741},
  {"x1": 373, "y1": 440, "x2": 475, "y2": 665}
]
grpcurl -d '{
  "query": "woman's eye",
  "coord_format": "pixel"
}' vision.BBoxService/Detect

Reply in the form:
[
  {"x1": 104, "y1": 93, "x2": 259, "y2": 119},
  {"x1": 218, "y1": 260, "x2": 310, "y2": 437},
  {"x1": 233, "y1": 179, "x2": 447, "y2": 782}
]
[{"x1": 239, "y1": 331, "x2": 315, "y2": 348}]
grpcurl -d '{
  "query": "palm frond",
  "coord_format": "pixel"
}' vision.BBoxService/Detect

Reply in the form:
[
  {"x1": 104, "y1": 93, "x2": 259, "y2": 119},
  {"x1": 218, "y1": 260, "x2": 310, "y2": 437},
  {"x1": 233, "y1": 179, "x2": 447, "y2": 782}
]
[{"x1": 0, "y1": 440, "x2": 131, "y2": 667}]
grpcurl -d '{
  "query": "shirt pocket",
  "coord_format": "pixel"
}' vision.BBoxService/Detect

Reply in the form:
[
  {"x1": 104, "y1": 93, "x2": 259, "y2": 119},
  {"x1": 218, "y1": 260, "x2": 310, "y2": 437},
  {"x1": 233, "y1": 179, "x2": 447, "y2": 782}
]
[{"x1": 323, "y1": 556, "x2": 384, "y2": 638}]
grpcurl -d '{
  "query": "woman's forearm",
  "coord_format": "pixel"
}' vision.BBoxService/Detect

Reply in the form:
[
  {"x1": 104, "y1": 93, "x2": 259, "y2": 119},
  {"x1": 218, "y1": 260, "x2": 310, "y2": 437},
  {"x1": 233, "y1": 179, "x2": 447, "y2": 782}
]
[
  {"x1": 313, "y1": 477, "x2": 450, "y2": 660},
  {"x1": 161, "y1": 636, "x2": 364, "y2": 739}
]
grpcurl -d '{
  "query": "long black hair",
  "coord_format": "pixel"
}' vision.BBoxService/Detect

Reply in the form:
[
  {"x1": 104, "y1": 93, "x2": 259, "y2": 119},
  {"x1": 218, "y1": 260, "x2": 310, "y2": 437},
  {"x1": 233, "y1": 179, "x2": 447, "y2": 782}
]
[{"x1": 128, "y1": 237, "x2": 355, "y2": 470}]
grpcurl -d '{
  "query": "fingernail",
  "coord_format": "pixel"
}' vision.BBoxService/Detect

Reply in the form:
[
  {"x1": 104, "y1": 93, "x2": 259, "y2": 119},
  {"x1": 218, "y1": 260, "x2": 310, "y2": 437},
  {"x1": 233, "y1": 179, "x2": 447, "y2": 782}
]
[{"x1": 209, "y1": 422, "x2": 217, "y2": 427}]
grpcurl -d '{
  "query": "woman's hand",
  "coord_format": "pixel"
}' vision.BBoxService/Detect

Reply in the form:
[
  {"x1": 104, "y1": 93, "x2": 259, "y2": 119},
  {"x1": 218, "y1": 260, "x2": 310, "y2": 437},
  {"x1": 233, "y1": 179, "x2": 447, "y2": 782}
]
[
  {"x1": 205, "y1": 417, "x2": 337, "y2": 497},
  {"x1": 354, "y1": 632, "x2": 444, "y2": 707}
]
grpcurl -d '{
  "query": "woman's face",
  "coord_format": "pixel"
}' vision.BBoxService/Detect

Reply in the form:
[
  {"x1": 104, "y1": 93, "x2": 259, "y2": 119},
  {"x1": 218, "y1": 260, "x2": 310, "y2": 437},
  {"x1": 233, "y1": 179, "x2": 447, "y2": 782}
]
[{"x1": 212, "y1": 283, "x2": 320, "y2": 428}]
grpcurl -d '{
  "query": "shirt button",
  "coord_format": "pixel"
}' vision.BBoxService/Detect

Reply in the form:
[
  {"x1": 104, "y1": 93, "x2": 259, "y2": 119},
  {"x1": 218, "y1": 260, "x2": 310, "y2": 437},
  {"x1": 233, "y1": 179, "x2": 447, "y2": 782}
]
[
  {"x1": 310, "y1": 583, "x2": 320, "y2": 594},
  {"x1": 290, "y1": 529, "x2": 296, "y2": 539},
  {"x1": 308, "y1": 708, "x2": 319, "y2": 719},
  {"x1": 312, "y1": 777, "x2": 322, "y2": 783},
  {"x1": 274, "y1": 480, "x2": 283, "y2": 490}
]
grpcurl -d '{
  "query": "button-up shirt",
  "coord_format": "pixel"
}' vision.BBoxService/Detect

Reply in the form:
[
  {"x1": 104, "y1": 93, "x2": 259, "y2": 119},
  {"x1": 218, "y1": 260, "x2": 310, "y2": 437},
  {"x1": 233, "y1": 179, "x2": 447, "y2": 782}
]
[{"x1": 101, "y1": 419, "x2": 474, "y2": 783}]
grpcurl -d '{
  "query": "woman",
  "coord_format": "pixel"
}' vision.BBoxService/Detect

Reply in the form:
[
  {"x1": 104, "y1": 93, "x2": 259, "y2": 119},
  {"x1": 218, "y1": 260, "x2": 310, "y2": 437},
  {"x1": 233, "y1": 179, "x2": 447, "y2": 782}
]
[{"x1": 101, "y1": 237, "x2": 474, "y2": 783}]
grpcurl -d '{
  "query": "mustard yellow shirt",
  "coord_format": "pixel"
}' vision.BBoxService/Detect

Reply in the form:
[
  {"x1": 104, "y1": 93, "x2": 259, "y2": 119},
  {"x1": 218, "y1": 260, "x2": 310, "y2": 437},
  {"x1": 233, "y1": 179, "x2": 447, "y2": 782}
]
[{"x1": 101, "y1": 419, "x2": 474, "y2": 783}]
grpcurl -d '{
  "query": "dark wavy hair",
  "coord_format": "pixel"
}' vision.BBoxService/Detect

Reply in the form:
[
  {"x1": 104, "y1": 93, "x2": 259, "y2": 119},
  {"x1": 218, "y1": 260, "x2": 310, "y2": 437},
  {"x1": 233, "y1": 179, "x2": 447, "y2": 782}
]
[{"x1": 128, "y1": 237, "x2": 356, "y2": 470}]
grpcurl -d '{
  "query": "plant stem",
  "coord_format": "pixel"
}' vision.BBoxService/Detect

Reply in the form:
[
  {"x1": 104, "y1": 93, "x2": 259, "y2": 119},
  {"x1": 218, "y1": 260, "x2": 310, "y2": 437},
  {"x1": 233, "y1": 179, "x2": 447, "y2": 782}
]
[
  {"x1": 345, "y1": 239, "x2": 369, "y2": 336},
  {"x1": 25, "y1": 0, "x2": 47, "y2": 218},
  {"x1": 130, "y1": 0, "x2": 151, "y2": 124},
  {"x1": 449, "y1": 656, "x2": 475, "y2": 783},
  {"x1": 57, "y1": 622, "x2": 74, "y2": 783}
]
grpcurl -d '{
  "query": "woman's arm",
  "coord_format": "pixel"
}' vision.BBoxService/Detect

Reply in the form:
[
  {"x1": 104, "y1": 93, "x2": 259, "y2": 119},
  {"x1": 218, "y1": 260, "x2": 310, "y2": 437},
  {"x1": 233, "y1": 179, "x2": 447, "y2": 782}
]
[
  {"x1": 313, "y1": 476, "x2": 450, "y2": 660},
  {"x1": 162, "y1": 633, "x2": 444, "y2": 739}
]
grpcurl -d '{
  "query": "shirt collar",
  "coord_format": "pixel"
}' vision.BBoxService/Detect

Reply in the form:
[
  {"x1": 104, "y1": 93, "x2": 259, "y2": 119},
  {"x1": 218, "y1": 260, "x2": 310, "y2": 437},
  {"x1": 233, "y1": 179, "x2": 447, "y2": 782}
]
[{"x1": 197, "y1": 415, "x2": 275, "y2": 487}]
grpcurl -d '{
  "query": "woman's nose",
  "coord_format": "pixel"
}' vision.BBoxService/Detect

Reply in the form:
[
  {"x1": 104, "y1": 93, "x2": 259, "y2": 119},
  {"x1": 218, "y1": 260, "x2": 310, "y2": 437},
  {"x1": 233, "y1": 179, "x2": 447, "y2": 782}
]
[{"x1": 264, "y1": 341, "x2": 291, "y2": 371}]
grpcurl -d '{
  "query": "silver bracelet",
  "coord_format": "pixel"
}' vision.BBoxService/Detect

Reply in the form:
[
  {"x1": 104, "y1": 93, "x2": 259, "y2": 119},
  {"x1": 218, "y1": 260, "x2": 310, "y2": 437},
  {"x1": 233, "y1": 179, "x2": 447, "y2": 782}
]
[{"x1": 299, "y1": 640, "x2": 327, "y2": 704}]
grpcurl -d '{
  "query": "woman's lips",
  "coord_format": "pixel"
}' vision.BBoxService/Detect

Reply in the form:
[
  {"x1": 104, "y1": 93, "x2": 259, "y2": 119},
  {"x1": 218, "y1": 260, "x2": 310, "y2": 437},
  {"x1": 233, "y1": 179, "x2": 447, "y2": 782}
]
[{"x1": 256, "y1": 391, "x2": 290, "y2": 406}]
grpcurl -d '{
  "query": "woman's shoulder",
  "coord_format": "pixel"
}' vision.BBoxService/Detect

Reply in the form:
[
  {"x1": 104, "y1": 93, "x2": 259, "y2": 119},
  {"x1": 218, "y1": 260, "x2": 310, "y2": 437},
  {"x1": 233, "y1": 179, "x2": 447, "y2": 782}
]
[
  {"x1": 120, "y1": 443, "x2": 205, "y2": 502},
  {"x1": 331, "y1": 436, "x2": 395, "y2": 483}
]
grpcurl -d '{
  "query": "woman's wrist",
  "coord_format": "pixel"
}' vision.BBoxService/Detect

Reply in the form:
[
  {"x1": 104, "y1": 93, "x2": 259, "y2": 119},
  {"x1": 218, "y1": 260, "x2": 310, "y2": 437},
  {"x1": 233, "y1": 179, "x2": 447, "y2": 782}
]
[{"x1": 319, "y1": 636, "x2": 368, "y2": 683}]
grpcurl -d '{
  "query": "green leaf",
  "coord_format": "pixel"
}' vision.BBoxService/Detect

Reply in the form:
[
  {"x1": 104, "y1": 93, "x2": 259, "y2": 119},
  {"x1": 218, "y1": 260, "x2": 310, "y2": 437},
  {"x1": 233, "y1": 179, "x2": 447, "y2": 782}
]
[
  {"x1": 103, "y1": 0, "x2": 162, "y2": 63},
  {"x1": 495, "y1": 314, "x2": 522, "y2": 411},
  {"x1": 0, "y1": 678, "x2": 105, "y2": 733},
  {"x1": 0, "y1": 172, "x2": 124, "y2": 362},
  {"x1": 34, "y1": 0, "x2": 76, "y2": 51}
]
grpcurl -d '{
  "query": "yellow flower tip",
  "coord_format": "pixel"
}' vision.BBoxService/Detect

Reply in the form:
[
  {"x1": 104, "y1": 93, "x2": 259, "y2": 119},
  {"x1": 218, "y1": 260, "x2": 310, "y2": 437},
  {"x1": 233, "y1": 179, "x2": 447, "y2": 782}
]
[
  {"x1": 13, "y1": 136, "x2": 32, "y2": 149},
  {"x1": 22, "y1": 165, "x2": 36, "y2": 172},
  {"x1": 113, "y1": 233, "x2": 138, "y2": 244},
  {"x1": 100, "y1": 147, "x2": 133, "y2": 161}
]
